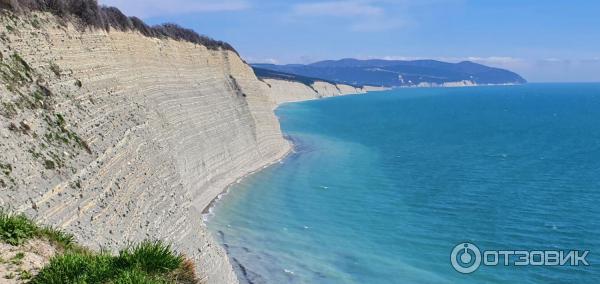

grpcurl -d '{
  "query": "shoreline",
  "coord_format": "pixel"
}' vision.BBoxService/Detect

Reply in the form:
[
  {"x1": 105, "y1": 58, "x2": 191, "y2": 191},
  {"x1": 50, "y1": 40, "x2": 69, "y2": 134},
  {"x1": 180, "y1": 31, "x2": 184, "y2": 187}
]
[
  {"x1": 199, "y1": 90, "x2": 379, "y2": 219},
  {"x1": 200, "y1": 89, "x2": 384, "y2": 282},
  {"x1": 201, "y1": 139, "x2": 295, "y2": 218}
]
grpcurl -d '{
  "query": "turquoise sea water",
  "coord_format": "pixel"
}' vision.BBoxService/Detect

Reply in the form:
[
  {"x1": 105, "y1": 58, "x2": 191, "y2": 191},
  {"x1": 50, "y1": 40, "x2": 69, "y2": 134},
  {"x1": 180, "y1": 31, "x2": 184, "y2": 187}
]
[{"x1": 207, "y1": 84, "x2": 600, "y2": 283}]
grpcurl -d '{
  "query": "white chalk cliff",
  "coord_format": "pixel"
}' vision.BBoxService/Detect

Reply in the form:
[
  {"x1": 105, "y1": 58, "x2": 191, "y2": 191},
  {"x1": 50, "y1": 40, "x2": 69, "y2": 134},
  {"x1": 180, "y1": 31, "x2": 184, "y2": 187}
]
[
  {"x1": 0, "y1": 12, "x2": 385, "y2": 283},
  {"x1": 263, "y1": 79, "x2": 387, "y2": 105}
]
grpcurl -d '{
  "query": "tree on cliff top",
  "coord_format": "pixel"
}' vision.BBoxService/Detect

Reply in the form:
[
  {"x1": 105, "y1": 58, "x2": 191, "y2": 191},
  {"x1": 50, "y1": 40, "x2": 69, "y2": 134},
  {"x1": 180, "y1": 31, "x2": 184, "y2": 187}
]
[{"x1": 0, "y1": 0, "x2": 237, "y2": 53}]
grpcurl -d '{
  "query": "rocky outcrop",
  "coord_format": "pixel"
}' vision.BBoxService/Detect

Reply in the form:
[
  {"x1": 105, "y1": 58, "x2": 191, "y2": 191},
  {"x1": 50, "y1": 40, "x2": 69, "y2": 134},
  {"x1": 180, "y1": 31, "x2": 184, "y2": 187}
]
[{"x1": 263, "y1": 79, "x2": 318, "y2": 105}]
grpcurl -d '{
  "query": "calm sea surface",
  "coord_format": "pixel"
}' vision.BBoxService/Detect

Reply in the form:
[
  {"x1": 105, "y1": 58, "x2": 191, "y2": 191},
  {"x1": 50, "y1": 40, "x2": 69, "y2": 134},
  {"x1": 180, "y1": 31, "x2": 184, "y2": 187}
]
[{"x1": 207, "y1": 84, "x2": 600, "y2": 283}]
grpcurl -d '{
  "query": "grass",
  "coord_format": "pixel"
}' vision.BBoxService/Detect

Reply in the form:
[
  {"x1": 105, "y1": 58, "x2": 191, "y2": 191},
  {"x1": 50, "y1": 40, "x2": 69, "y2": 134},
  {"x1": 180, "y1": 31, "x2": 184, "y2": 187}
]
[
  {"x1": 0, "y1": 52, "x2": 33, "y2": 91},
  {"x1": 0, "y1": 211, "x2": 74, "y2": 248},
  {"x1": 33, "y1": 241, "x2": 196, "y2": 284},
  {"x1": 0, "y1": 211, "x2": 198, "y2": 283},
  {"x1": 20, "y1": 269, "x2": 33, "y2": 280},
  {"x1": 43, "y1": 113, "x2": 93, "y2": 156}
]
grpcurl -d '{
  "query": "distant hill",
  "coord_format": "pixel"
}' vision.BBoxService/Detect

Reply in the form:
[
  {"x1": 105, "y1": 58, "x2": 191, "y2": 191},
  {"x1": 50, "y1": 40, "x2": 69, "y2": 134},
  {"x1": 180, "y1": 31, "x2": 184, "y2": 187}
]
[
  {"x1": 253, "y1": 58, "x2": 527, "y2": 87},
  {"x1": 253, "y1": 67, "x2": 341, "y2": 87}
]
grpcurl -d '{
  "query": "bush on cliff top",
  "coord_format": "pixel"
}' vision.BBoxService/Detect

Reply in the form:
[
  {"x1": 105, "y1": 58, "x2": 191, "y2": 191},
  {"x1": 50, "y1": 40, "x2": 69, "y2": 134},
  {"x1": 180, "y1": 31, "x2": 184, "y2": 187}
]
[{"x1": 0, "y1": 0, "x2": 236, "y2": 53}]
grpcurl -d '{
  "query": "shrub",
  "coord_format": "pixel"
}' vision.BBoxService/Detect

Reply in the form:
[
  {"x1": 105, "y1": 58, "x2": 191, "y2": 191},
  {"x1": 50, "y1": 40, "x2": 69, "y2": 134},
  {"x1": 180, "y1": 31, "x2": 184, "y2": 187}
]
[
  {"x1": 129, "y1": 16, "x2": 152, "y2": 37},
  {"x1": 65, "y1": 0, "x2": 103, "y2": 28},
  {"x1": 44, "y1": 0, "x2": 68, "y2": 16},
  {"x1": 44, "y1": 159, "x2": 55, "y2": 169},
  {"x1": 100, "y1": 6, "x2": 131, "y2": 31}
]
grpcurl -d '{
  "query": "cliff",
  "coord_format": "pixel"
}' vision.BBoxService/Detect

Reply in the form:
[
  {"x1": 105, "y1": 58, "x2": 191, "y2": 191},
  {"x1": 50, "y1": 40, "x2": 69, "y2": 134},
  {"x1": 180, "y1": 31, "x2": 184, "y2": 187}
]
[
  {"x1": 0, "y1": 11, "x2": 293, "y2": 283},
  {"x1": 0, "y1": 11, "x2": 383, "y2": 283},
  {"x1": 264, "y1": 79, "x2": 387, "y2": 105}
]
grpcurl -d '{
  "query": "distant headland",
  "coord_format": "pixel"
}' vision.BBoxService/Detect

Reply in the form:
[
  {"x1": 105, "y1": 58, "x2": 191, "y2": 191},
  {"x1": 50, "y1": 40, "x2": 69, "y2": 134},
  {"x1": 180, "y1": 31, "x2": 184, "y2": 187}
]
[{"x1": 253, "y1": 58, "x2": 527, "y2": 88}]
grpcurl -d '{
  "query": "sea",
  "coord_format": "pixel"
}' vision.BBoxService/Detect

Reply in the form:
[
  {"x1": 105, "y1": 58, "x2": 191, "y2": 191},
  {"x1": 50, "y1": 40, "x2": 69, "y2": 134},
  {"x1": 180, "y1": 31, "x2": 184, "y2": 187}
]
[{"x1": 207, "y1": 83, "x2": 600, "y2": 284}]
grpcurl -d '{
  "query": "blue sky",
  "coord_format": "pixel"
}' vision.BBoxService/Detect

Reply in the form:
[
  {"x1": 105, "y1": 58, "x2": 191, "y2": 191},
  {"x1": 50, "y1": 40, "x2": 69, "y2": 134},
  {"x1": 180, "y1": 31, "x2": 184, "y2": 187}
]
[{"x1": 100, "y1": 0, "x2": 600, "y2": 82}]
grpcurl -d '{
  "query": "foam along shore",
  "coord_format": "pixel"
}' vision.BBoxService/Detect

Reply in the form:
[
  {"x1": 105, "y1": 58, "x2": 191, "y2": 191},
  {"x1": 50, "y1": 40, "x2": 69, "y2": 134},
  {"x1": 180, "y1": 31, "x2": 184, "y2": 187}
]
[{"x1": 0, "y1": 10, "x2": 387, "y2": 284}]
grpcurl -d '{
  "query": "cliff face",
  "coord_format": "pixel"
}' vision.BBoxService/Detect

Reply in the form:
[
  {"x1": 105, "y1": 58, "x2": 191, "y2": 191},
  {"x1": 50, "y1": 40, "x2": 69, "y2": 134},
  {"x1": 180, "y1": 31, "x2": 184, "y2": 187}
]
[
  {"x1": 264, "y1": 79, "x2": 387, "y2": 105},
  {"x1": 0, "y1": 12, "x2": 385, "y2": 283},
  {"x1": 0, "y1": 12, "x2": 293, "y2": 283}
]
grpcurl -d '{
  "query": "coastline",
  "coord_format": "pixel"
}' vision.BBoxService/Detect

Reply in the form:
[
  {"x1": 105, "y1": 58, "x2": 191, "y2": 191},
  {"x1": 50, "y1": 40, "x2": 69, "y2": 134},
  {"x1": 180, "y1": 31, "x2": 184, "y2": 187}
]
[
  {"x1": 201, "y1": 141, "x2": 294, "y2": 217},
  {"x1": 200, "y1": 89, "x2": 390, "y2": 219},
  {"x1": 201, "y1": 89, "x2": 388, "y2": 283},
  {"x1": 202, "y1": 84, "x2": 600, "y2": 284},
  {"x1": 0, "y1": 11, "x2": 388, "y2": 282}
]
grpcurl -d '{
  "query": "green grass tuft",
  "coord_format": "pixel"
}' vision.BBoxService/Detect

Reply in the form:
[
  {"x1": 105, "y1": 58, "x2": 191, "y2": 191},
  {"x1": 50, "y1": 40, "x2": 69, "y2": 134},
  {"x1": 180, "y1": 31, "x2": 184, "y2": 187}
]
[
  {"x1": 38, "y1": 226, "x2": 75, "y2": 249},
  {"x1": 0, "y1": 212, "x2": 38, "y2": 245},
  {"x1": 20, "y1": 269, "x2": 33, "y2": 280},
  {"x1": 0, "y1": 212, "x2": 197, "y2": 283},
  {"x1": 32, "y1": 252, "x2": 115, "y2": 284},
  {"x1": 111, "y1": 269, "x2": 168, "y2": 284},
  {"x1": 0, "y1": 211, "x2": 75, "y2": 249},
  {"x1": 32, "y1": 241, "x2": 193, "y2": 283},
  {"x1": 117, "y1": 241, "x2": 184, "y2": 274}
]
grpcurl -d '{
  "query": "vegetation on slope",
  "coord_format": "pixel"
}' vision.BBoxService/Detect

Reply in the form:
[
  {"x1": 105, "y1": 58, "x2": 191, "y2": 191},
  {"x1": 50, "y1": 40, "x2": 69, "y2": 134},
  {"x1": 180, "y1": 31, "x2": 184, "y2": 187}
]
[
  {"x1": 0, "y1": 46, "x2": 92, "y2": 189},
  {"x1": 252, "y1": 67, "x2": 363, "y2": 91},
  {"x1": 0, "y1": 0, "x2": 235, "y2": 52},
  {"x1": 253, "y1": 67, "x2": 336, "y2": 86},
  {"x1": 0, "y1": 211, "x2": 199, "y2": 283}
]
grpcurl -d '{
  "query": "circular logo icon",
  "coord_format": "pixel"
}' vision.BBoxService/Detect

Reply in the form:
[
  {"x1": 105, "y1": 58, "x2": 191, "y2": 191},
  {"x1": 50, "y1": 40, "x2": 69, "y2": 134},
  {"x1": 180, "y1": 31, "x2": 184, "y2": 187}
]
[{"x1": 451, "y1": 242, "x2": 481, "y2": 274}]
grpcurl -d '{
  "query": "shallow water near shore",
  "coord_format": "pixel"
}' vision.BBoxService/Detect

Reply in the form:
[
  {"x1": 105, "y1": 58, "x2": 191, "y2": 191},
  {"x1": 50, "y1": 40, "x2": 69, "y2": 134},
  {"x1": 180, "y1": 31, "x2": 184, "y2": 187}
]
[{"x1": 207, "y1": 84, "x2": 600, "y2": 283}]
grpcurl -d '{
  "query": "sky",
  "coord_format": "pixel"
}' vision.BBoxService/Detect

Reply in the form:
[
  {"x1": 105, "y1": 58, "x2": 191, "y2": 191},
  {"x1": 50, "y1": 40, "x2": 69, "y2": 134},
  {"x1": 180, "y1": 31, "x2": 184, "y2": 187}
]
[{"x1": 99, "y1": 0, "x2": 600, "y2": 82}]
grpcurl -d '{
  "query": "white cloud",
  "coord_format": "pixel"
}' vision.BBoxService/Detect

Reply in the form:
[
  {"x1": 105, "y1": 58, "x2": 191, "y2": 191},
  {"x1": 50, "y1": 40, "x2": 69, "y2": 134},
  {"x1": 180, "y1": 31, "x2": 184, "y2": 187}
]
[
  {"x1": 292, "y1": 1, "x2": 383, "y2": 17},
  {"x1": 99, "y1": 0, "x2": 250, "y2": 18},
  {"x1": 245, "y1": 57, "x2": 279, "y2": 64},
  {"x1": 290, "y1": 1, "x2": 406, "y2": 32}
]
